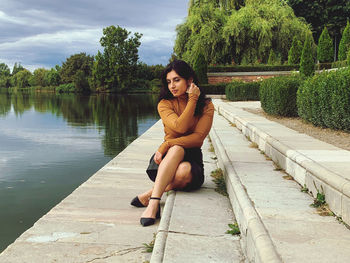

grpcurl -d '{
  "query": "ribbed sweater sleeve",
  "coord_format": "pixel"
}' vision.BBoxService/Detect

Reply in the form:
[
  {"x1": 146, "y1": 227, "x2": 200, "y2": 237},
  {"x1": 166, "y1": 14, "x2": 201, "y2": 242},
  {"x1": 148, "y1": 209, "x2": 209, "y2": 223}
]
[
  {"x1": 157, "y1": 101, "x2": 214, "y2": 155},
  {"x1": 158, "y1": 93, "x2": 198, "y2": 134}
]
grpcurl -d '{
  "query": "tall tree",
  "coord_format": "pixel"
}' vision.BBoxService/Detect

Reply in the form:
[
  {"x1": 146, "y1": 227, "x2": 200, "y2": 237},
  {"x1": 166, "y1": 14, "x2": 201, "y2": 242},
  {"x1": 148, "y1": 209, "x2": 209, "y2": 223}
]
[
  {"x1": 338, "y1": 22, "x2": 350, "y2": 61},
  {"x1": 12, "y1": 63, "x2": 24, "y2": 75},
  {"x1": 11, "y1": 69, "x2": 32, "y2": 89},
  {"x1": 300, "y1": 34, "x2": 315, "y2": 77},
  {"x1": 175, "y1": 2, "x2": 231, "y2": 65},
  {"x1": 288, "y1": 0, "x2": 350, "y2": 60},
  {"x1": 222, "y1": 0, "x2": 310, "y2": 64},
  {"x1": 0, "y1": 63, "x2": 11, "y2": 88},
  {"x1": 94, "y1": 25, "x2": 142, "y2": 92},
  {"x1": 317, "y1": 27, "x2": 334, "y2": 63},
  {"x1": 60, "y1": 53, "x2": 94, "y2": 84},
  {"x1": 288, "y1": 36, "x2": 303, "y2": 65},
  {"x1": 30, "y1": 68, "x2": 49, "y2": 87}
]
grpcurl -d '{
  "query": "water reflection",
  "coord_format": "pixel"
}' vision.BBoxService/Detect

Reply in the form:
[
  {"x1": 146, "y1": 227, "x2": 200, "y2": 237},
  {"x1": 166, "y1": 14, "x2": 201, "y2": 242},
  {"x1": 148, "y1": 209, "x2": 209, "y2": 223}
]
[
  {"x1": 0, "y1": 92, "x2": 159, "y2": 156},
  {"x1": 0, "y1": 91, "x2": 159, "y2": 252}
]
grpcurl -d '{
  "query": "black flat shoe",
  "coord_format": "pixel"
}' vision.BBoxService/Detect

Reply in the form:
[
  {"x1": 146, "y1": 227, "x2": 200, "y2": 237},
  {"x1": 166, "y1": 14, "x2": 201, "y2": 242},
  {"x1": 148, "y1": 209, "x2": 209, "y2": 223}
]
[
  {"x1": 140, "y1": 197, "x2": 161, "y2": 227},
  {"x1": 130, "y1": 196, "x2": 146, "y2": 207}
]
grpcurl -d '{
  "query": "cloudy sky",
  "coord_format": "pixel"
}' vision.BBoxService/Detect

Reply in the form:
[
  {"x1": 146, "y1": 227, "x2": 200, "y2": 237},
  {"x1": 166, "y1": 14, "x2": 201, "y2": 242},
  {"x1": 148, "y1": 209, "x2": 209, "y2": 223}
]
[{"x1": 0, "y1": 0, "x2": 189, "y2": 71}]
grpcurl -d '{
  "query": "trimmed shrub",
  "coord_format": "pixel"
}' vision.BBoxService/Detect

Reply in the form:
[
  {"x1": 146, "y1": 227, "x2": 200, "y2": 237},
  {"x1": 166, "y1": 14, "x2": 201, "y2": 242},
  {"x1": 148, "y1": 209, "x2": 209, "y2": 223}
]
[
  {"x1": 317, "y1": 27, "x2": 334, "y2": 63},
  {"x1": 288, "y1": 37, "x2": 303, "y2": 65},
  {"x1": 297, "y1": 68, "x2": 350, "y2": 131},
  {"x1": 193, "y1": 52, "x2": 208, "y2": 84},
  {"x1": 300, "y1": 34, "x2": 315, "y2": 77},
  {"x1": 208, "y1": 64, "x2": 298, "y2": 73},
  {"x1": 260, "y1": 75, "x2": 304, "y2": 117},
  {"x1": 201, "y1": 83, "x2": 226, "y2": 95},
  {"x1": 338, "y1": 21, "x2": 350, "y2": 61},
  {"x1": 226, "y1": 81, "x2": 260, "y2": 101}
]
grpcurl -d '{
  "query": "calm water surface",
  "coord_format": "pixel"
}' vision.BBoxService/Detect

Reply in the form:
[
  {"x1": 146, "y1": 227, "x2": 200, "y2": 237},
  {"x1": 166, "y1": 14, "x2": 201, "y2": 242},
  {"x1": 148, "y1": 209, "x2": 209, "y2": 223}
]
[{"x1": 0, "y1": 92, "x2": 159, "y2": 252}]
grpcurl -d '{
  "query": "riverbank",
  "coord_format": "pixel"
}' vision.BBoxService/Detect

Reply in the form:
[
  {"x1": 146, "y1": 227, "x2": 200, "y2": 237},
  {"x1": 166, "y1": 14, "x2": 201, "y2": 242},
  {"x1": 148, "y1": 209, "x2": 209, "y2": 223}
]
[{"x1": 2, "y1": 99, "x2": 350, "y2": 262}]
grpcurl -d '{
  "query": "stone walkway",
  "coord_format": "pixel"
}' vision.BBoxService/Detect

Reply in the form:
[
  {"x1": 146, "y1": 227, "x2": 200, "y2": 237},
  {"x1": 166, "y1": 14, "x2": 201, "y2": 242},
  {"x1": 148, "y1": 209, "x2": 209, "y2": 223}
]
[{"x1": 1, "y1": 99, "x2": 350, "y2": 263}]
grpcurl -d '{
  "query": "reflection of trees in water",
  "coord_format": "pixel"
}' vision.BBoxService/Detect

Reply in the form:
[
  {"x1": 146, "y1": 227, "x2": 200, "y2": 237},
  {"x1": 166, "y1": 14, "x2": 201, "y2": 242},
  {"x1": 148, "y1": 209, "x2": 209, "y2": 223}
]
[{"x1": 0, "y1": 93, "x2": 159, "y2": 157}]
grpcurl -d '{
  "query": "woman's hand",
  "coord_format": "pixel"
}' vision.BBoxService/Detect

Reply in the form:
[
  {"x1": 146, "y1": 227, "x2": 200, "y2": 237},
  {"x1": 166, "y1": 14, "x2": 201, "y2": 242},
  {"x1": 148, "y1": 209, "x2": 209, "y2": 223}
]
[
  {"x1": 187, "y1": 82, "x2": 201, "y2": 97},
  {"x1": 154, "y1": 151, "x2": 163, "y2": 165}
]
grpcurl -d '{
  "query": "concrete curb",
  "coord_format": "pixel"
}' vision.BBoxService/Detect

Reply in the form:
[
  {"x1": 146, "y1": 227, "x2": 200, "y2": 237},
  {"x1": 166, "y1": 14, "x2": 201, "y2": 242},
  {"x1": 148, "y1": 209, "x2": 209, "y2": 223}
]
[
  {"x1": 215, "y1": 101, "x2": 350, "y2": 226},
  {"x1": 209, "y1": 124, "x2": 281, "y2": 263},
  {"x1": 150, "y1": 190, "x2": 176, "y2": 263}
]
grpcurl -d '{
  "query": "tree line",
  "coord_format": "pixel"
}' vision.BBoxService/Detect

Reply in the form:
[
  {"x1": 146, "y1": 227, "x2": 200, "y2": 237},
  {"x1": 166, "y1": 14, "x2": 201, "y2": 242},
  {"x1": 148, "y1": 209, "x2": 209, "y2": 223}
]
[
  {"x1": 0, "y1": 26, "x2": 164, "y2": 93},
  {"x1": 174, "y1": 0, "x2": 350, "y2": 66}
]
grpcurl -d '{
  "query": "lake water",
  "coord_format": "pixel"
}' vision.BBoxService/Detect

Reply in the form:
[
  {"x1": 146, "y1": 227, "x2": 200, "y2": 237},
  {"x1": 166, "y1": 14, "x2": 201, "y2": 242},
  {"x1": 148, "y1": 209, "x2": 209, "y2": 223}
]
[{"x1": 0, "y1": 92, "x2": 159, "y2": 252}]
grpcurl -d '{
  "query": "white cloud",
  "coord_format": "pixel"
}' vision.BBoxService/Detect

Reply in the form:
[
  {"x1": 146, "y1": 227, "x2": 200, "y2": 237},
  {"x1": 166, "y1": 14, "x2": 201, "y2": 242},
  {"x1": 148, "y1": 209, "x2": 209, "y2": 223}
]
[{"x1": 0, "y1": 0, "x2": 188, "y2": 68}]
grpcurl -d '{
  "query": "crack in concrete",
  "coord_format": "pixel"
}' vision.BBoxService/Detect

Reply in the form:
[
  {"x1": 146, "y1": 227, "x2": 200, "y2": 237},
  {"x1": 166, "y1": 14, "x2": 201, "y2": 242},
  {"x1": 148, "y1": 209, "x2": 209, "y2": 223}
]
[
  {"x1": 85, "y1": 246, "x2": 144, "y2": 263},
  {"x1": 159, "y1": 229, "x2": 226, "y2": 238}
]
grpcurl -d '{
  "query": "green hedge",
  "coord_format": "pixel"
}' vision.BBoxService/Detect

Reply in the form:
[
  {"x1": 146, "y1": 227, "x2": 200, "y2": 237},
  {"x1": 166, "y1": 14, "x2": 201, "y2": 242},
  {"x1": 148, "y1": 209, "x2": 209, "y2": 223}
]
[
  {"x1": 297, "y1": 68, "x2": 350, "y2": 131},
  {"x1": 208, "y1": 64, "x2": 299, "y2": 73},
  {"x1": 260, "y1": 75, "x2": 304, "y2": 117},
  {"x1": 201, "y1": 83, "x2": 227, "y2": 95},
  {"x1": 226, "y1": 81, "x2": 260, "y2": 101}
]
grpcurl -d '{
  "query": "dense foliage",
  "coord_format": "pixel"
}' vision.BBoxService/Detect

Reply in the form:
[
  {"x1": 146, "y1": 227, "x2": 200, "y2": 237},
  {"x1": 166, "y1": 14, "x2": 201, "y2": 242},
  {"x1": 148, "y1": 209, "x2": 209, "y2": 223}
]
[
  {"x1": 193, "y1": 52, "x2": 208, "y2": 84},
  {"x1": 287, "y1": 0, "x2": 350, "y2": 60},
  {"x1": 260, "y1": 75, "x2": 303, "y2": 117},
  {"x1": 317, "y1": 27, "x2": 334, "y2": 63},
  {"x1": 300, "y1": 34, "x2": 315, "y2": 77},
  {"x1": 60, "y1": 53, "x2": 94, "y2": 92},
  {"x1": 297, "y1": 68, "x2": 350, "y2": 131},
  {"x1": 338, "y1": 22, "x2": 350, "y2": 61},
  {"x1": 174, "y1": 0, "x2": 311, "y2": 65},
  {"x1": 91, "y1": 25, "x2": 142, "y2": 92},
  {"x1": 288, "y1": 36, "x2": 303, "y2": 65},
  {"x1": 226, "y1": 81, "x2": 260, "y2": 101}
]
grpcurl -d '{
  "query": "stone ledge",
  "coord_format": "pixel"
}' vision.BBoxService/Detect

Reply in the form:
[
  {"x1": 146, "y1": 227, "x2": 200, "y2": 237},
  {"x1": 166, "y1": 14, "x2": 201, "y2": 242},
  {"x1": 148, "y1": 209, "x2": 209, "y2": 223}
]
[
  {"x1": 209, "y1": 120, "x2": 281, "y2": 263},
  {"x1": 215, "y1": 100, "x2": 350, "y2": 225}
]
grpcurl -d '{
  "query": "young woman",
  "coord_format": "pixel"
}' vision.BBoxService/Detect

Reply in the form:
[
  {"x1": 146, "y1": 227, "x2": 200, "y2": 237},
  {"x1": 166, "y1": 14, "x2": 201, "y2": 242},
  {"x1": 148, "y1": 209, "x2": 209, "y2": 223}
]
[{"x1": 130, "y1": 59, "x2": 214, "y2": 226}]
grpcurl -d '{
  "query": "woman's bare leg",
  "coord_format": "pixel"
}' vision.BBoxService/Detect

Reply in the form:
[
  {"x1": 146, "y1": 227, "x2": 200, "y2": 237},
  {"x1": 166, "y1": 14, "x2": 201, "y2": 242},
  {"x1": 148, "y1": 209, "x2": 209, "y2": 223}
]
[
  {"x1": 141, "y1": 145, "x2": 186, "y2": 219},
  {"x1": 137, "y1": 161, "x2": 192, "y2": 206}
]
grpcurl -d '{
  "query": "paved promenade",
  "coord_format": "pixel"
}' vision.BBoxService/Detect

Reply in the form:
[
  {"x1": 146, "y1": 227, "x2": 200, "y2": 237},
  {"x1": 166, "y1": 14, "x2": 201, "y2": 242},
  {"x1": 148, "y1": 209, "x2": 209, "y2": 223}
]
[{"x1": 1, "y1": 99, "x2": 350, "y2": 262}]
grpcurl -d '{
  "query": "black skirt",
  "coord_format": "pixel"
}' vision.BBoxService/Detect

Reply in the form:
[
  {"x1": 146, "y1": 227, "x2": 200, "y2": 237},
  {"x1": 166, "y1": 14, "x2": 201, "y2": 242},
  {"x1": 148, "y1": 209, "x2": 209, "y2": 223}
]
[{"x1": 146, "y1": 148, "x2": 204, "y2": 191}]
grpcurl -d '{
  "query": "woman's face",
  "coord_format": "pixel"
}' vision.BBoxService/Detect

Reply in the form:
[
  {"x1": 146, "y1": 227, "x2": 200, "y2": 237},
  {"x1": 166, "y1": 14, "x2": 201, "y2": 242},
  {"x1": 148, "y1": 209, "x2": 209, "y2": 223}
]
[{"x1": 166, "y1": 70, "x2": 191, "y2": 97}]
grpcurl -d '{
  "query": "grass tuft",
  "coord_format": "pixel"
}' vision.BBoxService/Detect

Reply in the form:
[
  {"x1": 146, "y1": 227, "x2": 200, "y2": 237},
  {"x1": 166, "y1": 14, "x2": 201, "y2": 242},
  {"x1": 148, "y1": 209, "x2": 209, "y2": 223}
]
[
  {"x1": 226, "y1": 223, "x2": 240, "y2": 235},
  {"x1": 210, "y1": 168, "x2": 228, "y2": 196},
  {"x1": 143, "y1": 233, "x2": 156, "y2": 253}
]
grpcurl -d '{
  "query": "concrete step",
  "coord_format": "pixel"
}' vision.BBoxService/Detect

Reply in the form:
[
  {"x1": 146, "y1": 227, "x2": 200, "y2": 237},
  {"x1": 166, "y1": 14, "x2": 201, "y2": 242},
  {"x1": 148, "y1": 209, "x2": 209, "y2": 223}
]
[
  {"x1": 151, "y1": 139, "x2": 245, "y2": 263},
  {"x1": 210, "y1": 112, "x2": 350, "y2": 263},
  {"x1": 214, "y1": 99, "x2": 350, "y2": 226}
]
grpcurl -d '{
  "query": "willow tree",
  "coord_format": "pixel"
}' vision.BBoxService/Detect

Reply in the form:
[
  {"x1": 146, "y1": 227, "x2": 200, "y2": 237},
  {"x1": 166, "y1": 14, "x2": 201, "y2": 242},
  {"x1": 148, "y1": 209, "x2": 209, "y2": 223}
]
[
  {"x1": 189, "y1": 0, "x2": 244, "y2": 13},
  {"x1": 174, "y1": 2, "x2": 230, "y2": 65},
  {"x1": 222, "y1": 0, "x2": 311, "y2": 64}
]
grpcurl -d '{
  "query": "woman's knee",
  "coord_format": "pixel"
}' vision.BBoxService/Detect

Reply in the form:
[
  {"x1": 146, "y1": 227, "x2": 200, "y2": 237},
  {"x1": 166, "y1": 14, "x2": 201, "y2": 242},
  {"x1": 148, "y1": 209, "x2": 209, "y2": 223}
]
[
  {"x1": 173, "y1": 162, "x2": 192, "y2": 186},
  {"x1": 168, "y1": 145, "x2": 185, "y2": 157}
]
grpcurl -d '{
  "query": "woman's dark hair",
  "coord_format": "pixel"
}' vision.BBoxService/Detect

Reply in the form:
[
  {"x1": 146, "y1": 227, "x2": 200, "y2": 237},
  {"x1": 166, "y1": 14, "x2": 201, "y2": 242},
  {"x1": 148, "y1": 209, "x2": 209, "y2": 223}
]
[{"x1": 159, "y1": 59, "x2": 210, "y2": 116}]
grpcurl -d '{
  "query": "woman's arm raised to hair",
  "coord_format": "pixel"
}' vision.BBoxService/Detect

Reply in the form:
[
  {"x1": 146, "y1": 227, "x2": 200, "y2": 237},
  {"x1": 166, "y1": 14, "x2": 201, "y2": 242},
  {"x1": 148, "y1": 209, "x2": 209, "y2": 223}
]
[
  {"x1": 158, "y1": 93, "x2": 199, "y2": 134},
  {"x1": 157, "y1": 102, "x2": 214, "y2": 155}
]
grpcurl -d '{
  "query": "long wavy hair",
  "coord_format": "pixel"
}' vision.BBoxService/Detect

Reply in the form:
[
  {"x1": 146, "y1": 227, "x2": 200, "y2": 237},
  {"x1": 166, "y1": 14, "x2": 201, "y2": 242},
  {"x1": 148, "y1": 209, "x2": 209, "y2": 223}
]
[{"x1": 159, "y1": 59, "x2": 210, "y2": 116}]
